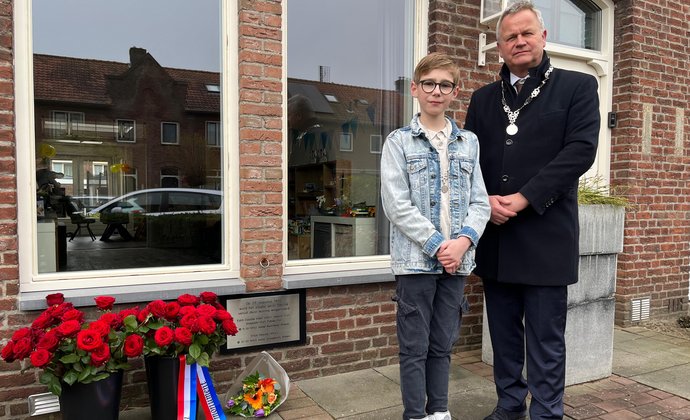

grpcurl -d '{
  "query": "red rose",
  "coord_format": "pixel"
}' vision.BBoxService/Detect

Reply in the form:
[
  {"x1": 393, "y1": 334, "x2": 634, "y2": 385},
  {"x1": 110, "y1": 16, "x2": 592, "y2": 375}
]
[
  {"x1": 1, "y1": 341, "x2": 15, "y2": 362},
  {"x1": 76, "y1": 329, "x2": 103, "y2": 352},
  {"x1": 31, "y1": 312, "x2": 56, "y2": 330},
  {"x1": 164, "y1": 302, "x2": 181, "y2": 320},
  {"x1": 12, "y1": 338, "x2": 33, "y2": 359},
  {"x1": 55, "y1": 320, "x2": 82, "y2": 338},
  {"x1": 154, "y1": 326, "x2": 174, "y2": 347},
  {"x1": 118, "y1": 307, "x2": 139, "y2": 321},
  {"x1": 174, "y1": 327, "x2": 193, "y2": 346},
  {"x1": 137, "y1": 308, "x2": 151, "y2": 323},
  {"x1": 36, "y1": 330, "x2": 60, "y2": 352},
  {"x1": 196, "y1": 304, "x2": 217, "y2": 318},
  {"x1": 197, "y1": 316, "x2": 217, "y2": 335},
  {"x1": 11, "y1": 327, "x2": 32, "y2": 342},
  {"x1": 61, "y1": 308, "x2": 84, "y2": 323},
  {"x1": 45, "y1": 293, "x2": 64, "y2": 306},
  {"x1": 222, "y1": 319, "x2": 238, "y2": 336},
  {"x1": 179, "y1": 314, "x2": 199, "y2": 332},
  {"x1": 99, "y1": 312, "x2": 120, "y2": 328},
  {"x1": 199, "y1": 291, "x2": 218, "y2": 304},
  {"x1": 177, "y1": 294, "x2": 200, "y2": 306},
  {"x1": 179, "y1": 305, "x2": 196, "y2": 317},
  {"x1": 48, "y1": 302, "x2": 73, "y2": 318},
  {"x1": 214, "y1": 309, "x2": 232, "y2": 322},
  {"x1": 94, "y1": 296, "x2": 116, "y2": 311},
  {"x1": 90, "y1": 343, "x2": 110, "y2": 366},
  {"x1": 30, "y1": 349, "x2": 52, "y2": 368},
  {"x1": 147, "y1": 300, "x2": 166, "y2": 318},
  {"x1": 89, "y1": 320, "x2": 111, "y2": 337},
  {"x1": 123, "y1": 335, "x2": 144, "y2": 357}
]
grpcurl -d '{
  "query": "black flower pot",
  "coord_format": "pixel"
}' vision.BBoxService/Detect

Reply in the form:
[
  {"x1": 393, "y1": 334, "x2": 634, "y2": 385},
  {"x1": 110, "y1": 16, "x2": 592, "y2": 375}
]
[
  {"x1": 59, "y1": 370, "x2": 123, "y2": 420},
  {"x1": 145, "y1": 356, "x2": 201, "y2": 420}
]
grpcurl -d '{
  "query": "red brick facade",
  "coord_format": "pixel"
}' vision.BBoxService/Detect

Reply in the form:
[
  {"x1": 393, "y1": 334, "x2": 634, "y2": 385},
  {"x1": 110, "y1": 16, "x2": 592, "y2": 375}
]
[{"x1": 0, "y1": 0, "x2": 688, "y2": 417}]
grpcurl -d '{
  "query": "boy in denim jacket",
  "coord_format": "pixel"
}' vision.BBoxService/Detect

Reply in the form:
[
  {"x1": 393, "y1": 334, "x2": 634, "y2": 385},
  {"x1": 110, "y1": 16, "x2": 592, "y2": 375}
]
[{"x1": 381, "y1": 52, "x2": 490, "y2": 420}]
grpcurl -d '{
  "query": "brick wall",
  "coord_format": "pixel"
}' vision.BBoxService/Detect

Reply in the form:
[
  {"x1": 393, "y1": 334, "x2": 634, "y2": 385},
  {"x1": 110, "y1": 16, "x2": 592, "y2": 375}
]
[
  {"x1": 0, "y1": 0, "x2": 20, "y2": 416},
  {"x1": 610, "y1": 0, "x2": 690, "y2": 325},
  {"x1": 238, "y1": 0, "x2": 285, "y2": 291}
]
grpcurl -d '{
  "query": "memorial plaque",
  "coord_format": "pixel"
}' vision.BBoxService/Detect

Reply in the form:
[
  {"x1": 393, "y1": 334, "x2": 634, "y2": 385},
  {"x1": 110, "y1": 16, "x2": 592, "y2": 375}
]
[{"x1": 221, "y1": 290, "x2": 306, "y2": 352}]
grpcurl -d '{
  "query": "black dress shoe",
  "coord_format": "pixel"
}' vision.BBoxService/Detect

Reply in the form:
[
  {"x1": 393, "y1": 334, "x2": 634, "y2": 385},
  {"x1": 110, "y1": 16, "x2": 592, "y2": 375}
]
[{"x1": 483, "y1": 407, "x2": 528, "y2": 420}]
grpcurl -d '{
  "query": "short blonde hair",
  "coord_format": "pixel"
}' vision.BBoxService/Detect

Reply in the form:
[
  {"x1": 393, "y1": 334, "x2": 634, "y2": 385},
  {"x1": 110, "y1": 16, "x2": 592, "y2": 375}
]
[{"x1": 413, "y1": 52, "x2": 460, "y2": 85}]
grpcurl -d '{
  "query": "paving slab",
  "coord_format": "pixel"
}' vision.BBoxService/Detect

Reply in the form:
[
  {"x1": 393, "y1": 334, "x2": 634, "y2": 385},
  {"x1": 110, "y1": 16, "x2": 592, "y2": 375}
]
[
  {"x1": 630, "y1": 363, "x2": 690, "y2": 400},
  {"x1": 296, "y1": 368, "x2": 402, "y2": 418}
]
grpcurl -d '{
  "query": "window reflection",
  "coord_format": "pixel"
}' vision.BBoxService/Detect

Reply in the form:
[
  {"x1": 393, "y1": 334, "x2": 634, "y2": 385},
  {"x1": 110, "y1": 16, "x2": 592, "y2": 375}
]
[
  {"x1": 287, "y1": 0, "x2": 414, "y2": 259},
  {"x1": 32, "y1": 0, "x2": 222, "y2": 272},
  {"x1": 535, "y1": 0, "x2": 602, "y2": 50}
]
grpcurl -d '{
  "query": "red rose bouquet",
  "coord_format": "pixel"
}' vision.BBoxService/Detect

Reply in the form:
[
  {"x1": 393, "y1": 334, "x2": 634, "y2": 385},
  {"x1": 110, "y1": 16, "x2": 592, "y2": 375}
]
[
  {"x1": 132, "y1": 291, "x2": 238, "y2": 366},
  {"x1": 0, "y1": 293, "x2": 142, "y2": 396}
]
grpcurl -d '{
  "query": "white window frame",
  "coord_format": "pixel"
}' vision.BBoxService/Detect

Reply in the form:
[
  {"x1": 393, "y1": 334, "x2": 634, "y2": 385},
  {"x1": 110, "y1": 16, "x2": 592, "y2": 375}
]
[
  {"x1": 116, "y1": 119, "x2": 136, "y2": 143},
  {"x1": 14, "y1": 0, "x2": 241, "y2": 305},
  {"x1": 338, "y1": 132, "x2": 353, "y2": 152},
  {"x1": 206, "y1": 121, "x2": 221, "y2": 146},
  {"x1": 369, "y1": 134, "x2": 382, "y2": 154},
  {"x1": 282, "y1": 0, "x2": 428, "y2": 278},
  {"x1": 161, "y1": 121, "x2": 180, "y2": 145},
  {"x1": 50, "y1": 110, "x2": 84, "y2": 137}
]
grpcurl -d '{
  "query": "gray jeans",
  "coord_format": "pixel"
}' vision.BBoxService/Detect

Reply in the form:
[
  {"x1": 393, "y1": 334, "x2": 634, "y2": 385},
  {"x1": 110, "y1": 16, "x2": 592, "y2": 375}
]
[{"x1": 394, "y1": 273, "x2": 468, "y2": 420}]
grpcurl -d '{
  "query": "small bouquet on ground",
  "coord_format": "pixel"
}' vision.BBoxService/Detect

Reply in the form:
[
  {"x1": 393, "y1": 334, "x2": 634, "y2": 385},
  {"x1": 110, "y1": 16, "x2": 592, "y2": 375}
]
[
  {"x1": 226, "y1": 372, "x2": 282, "y2": 417},
  {"x1": 0, "y1": 293, "x2": 142, "y2": 396},
  {"x1": 224, "y1": 351, "x2": 290, "y2": 418}
]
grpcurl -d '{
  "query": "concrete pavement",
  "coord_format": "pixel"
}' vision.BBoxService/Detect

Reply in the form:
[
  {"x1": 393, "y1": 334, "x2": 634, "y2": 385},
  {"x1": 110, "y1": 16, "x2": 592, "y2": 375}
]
[
  {"x1": 274, "y1": 326, "x2": 690, "y2": 420},
  {"x1": 121, "y1": 325, "x2": 690, "y2": 419}
]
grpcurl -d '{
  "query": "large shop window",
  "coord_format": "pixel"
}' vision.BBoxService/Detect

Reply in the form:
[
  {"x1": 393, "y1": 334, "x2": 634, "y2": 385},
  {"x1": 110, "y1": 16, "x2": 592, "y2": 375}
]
[
  {"x1": 287, "y1": 0, "x2": 416, "y2": 261},
  {"x1": 20, "y1": 0, "x2": 236, "y2": 288}
]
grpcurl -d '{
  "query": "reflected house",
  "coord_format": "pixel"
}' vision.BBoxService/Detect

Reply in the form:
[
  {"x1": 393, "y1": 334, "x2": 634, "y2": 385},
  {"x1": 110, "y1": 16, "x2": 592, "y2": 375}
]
[
  {"x1": 33, "y1": 46, "x2": 406, "y2": 261},
  {"x1": 286, "y1": 78, "x2": 406, "y2": 259},
  {"x1": 33, "y1": 47, "x2": 222, "y2": 199},
  {"x1": 287, "y1": 78, "x2": 406, "y2": 216}
]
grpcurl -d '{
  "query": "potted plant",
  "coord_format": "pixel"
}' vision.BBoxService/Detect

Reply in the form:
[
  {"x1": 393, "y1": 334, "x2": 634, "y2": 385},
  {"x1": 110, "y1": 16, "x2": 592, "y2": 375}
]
[
  {"x1": 132, "y1": 291, "x2": 238, "y2": 420},
  {"x1": 1, "y1": 293, "x2": 142, "y2": 419}
]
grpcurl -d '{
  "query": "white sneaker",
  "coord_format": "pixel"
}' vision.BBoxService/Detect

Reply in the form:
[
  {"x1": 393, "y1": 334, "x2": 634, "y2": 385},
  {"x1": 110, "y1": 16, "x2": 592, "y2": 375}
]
[{"x1": 432, "y1": 411, "x2": 451, "y2": 420}]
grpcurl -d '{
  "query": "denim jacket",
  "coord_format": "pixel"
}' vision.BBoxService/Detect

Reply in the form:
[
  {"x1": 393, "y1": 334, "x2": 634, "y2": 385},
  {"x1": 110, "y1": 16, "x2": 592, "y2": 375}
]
[{"x1": 381, "y1": 114, "x2": 490, "y2": 276}]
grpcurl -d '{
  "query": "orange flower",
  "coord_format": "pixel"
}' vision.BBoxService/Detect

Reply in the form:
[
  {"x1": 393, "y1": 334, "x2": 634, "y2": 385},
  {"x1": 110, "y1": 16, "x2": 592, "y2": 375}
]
[
  {"x1": 244, "y1": 390, "x2": 264, "y2": 410},
  {"x1": 267, "y1": 392, "x2": 277, "y2": 405},
  {"x1": 259, "y1": 377, "x2": 276, "y2": 393}
]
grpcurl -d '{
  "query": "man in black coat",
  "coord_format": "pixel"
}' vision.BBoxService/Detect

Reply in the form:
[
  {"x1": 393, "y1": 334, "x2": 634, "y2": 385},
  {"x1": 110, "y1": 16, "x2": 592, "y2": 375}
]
[{"x1": 464, "y1": 1, "x2": 600, "y2": 419}]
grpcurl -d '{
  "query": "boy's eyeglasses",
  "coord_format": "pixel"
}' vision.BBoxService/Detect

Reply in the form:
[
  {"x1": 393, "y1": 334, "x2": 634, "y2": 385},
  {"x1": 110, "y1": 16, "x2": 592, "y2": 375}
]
[{"x1": 418, "y1": 80, "x2": 456, "y2": 95}]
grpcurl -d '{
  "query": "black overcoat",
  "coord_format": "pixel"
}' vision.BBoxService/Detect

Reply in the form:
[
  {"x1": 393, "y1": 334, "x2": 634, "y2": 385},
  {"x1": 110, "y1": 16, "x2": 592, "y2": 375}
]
[{"x1": 464, "y1": 53, "x2": 600, "y2": 286}]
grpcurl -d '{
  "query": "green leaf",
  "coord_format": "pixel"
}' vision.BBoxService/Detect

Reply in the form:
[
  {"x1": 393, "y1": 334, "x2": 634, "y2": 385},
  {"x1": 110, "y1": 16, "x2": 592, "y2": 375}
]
[
  {"x1": 48, "y1": 380, "x2": 62, "y2": 396},
  {"x1": 63, "y1": 371, "x2": 78, "y2": 385},
  {"x1": 189, "y1": 343, "x2": 201, "y2": 359},
  {"x1": 78, "y1": 366, "x2": 93, "y2": 382},
  {"x1": 123, "y1": 315, "x2": 138, "y2": 330},
  {"x1": 59, "y1": 354, "x2": 80, "y2": 364},
  {"x1": 196, "y1": 352, "x2": 210, "y2": 367}
]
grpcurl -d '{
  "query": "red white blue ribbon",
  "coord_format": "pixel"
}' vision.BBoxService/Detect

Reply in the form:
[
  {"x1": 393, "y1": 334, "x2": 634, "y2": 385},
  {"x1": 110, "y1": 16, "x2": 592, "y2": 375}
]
[
  {"x1": 196, "y1": 364, "x2": 227, "y2": 420},
  {"x1": 177, "y1": 355, "x2": 197, "y2": 420},
  {"x1": 176, "y1": 355, "x2": 226, "y2": 420}
]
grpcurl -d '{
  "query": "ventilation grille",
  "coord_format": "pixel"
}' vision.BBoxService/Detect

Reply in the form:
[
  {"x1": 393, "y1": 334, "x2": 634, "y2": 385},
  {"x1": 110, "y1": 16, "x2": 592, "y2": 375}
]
[
  {"x1": 631, "y1": 297, "x2": 651, "y2": 322},
  {"x1": 28, "y1": 393, "x2": 59, "y2": 416}
]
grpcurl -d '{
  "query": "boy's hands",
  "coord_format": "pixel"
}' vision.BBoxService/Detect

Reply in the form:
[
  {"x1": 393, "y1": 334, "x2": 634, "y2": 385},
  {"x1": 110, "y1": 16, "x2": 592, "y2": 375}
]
[{"x1": 437, "y1": 237, "x2": 471, "y2": 273}]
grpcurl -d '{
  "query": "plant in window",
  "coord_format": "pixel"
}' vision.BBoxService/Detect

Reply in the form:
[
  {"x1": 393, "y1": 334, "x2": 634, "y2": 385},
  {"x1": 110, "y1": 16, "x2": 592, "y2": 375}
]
[
  {"x1": 0, "y1": 293, "x2": 140, "y2": 396},
  {"x1": 132, "y1": 291, "x2": 238, "y2": 366}
]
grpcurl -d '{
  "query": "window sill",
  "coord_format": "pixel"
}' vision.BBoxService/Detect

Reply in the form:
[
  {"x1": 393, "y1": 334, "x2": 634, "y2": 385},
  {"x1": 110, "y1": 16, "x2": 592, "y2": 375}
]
[
  {"x1": 19, "y1": 278, "x2": 245, "y2": 311},
  {"x1": 282, "y1": 267, "x2": 394, "y2": 289}
]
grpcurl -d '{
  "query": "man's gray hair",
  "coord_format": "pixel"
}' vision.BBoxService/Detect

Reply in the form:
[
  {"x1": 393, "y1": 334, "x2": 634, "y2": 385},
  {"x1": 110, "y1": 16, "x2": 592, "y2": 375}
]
[{"x1": 495, "y1": 0, "x2": 546, "y2": 41}]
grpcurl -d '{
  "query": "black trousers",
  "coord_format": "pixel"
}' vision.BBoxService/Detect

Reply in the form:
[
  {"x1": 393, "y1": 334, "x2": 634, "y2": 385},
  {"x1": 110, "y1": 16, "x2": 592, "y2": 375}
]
[{"x1": 483, "y1": 279, "x2": 568, "y2": 420}]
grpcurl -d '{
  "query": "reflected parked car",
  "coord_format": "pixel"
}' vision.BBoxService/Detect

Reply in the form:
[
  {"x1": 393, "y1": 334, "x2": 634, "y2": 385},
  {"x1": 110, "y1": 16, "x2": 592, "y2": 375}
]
[
  {"x1": 70, "y1": 195, "x2": 113, "y2": 213},
  {"x1": 88, "y1": 188, "x2": 222, "y2": 217}
]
